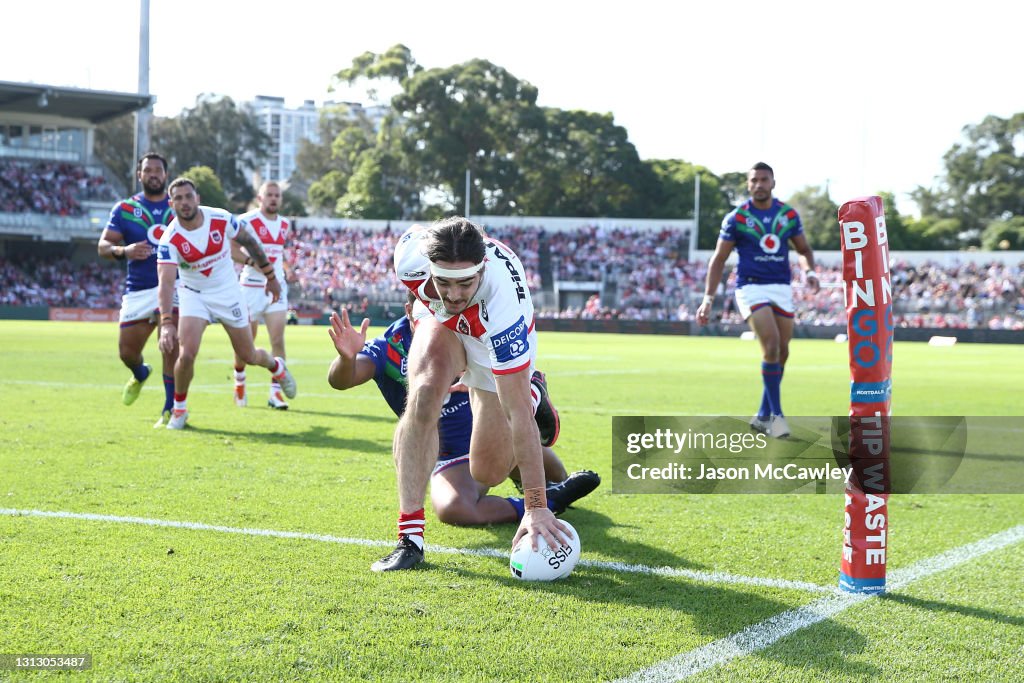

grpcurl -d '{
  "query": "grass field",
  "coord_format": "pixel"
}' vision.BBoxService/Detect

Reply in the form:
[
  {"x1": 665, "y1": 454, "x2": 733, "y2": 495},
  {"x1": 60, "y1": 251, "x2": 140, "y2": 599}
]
[{"x1": 1, "y1": 320, "x2": 1021, "y2": 681}]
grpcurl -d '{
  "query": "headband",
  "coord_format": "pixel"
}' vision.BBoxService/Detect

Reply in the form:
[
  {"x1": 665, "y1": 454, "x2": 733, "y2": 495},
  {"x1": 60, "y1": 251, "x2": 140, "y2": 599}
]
[{"x1": 429, "y1": 261, "x2": 484, "y2": 278}]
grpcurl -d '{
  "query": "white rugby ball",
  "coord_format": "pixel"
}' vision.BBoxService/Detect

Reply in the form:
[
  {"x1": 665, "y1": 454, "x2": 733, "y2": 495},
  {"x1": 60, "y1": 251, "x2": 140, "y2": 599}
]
[{"x1": 509, "y1": 521, "x2": 580, "y2": 581}]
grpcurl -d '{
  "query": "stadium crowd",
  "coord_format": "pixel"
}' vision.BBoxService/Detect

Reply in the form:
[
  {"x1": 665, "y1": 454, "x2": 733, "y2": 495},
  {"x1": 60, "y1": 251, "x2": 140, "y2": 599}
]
[
  {"x1": 0, "y1": 256, "x2": 122, "y2": 308},
  {"x1": 1, "y1": 224, "x2": 1022, "y2": 330},
  {"x1": 0, "y1": 160, "x2": 117, "y2": 216}
]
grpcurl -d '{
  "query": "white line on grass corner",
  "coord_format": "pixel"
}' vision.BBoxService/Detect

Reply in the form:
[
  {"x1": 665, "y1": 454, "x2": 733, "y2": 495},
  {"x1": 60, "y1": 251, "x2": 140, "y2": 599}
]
[
  {"x1": 0, "y1": 508, "x2": 831, "y2": 594},
  {"x1": 613, "y1": 524, "x2": 1024, "y2": 683}
]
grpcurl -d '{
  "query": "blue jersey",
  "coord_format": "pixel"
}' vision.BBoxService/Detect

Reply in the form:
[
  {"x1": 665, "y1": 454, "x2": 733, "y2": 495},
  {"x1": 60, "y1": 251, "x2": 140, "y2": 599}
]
[
  {"x1": 361, "y1": 316, "x2": 472, "y2": 460},
  {"x1": 720, "y1": 199, "x2": 803, "y2": 286},
  {"x1": 104, "y1": 193, "x2": 174, "y2": 292}
]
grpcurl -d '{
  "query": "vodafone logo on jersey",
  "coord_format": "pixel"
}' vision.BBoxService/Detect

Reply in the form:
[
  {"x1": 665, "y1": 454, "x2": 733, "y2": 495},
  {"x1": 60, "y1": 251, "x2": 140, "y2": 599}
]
[
  {"x1": 147, "y1": 224, "x2": 165, "y2": 246},
  {"x1": 759, "y1": 233, "x2": 782, "y2": 254}
]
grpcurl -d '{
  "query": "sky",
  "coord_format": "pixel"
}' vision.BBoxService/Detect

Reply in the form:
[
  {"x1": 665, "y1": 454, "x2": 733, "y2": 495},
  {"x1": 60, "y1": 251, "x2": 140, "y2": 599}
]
[{"x1": 4, "y1": 0, "x2": 1021, "y2": 215}]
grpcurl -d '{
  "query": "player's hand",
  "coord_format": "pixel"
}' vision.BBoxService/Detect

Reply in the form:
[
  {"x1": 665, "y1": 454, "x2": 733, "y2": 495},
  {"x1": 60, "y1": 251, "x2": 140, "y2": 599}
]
[
  {"x1": 512, "y1": 508, "x2": 571, "y2": 552},
  {"x1": 806, "y1": 273, "x2": 821, "y2": 294},
  {"x1": 126, "y1": 241, "x2": 153, "y2": 260},
  {"x1": 265, "y1": 277, "x2": 282, "y2": 303},
  {"x1": 696, "y1": 301, "x2": 712, "y2": 326},
  {"x1": 158, "y1": 323, "x2": 177, "y2": 354},
  {"x1": 328, "y1": 309, "x2": 370, "y2": 358}
]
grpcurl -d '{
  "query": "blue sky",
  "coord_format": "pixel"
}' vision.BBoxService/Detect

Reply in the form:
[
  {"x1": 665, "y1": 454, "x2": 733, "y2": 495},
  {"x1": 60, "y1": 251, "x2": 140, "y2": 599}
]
[{"x1": 6, "y1": 0, "x2": 1020, "y2": 214}]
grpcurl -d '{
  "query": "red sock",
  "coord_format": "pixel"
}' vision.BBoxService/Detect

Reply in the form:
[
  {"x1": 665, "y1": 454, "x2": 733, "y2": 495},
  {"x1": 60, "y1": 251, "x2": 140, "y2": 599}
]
[{"x1": 398, "y1": 509, "x2": 425, "y2": 550}]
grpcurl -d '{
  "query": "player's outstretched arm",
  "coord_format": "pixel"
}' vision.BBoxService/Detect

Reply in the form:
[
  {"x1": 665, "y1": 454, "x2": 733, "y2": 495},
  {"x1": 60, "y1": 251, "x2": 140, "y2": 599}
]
[
  {"x1": 498, "y1": 370, "x2": 571, "y2": 551},
  {"x1": 327, "y1": 310, "x2": 375, "y2": 390},
  {"x1": 233, "y1": 228, "x2": 280, "y2": 302}
]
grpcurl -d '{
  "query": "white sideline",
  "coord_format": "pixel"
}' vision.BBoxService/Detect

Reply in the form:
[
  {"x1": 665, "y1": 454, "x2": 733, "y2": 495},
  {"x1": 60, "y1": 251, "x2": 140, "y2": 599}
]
[
  {"x1": 613, "y1": 524, "x2": 1024, "y2": 682},
  {"x1": 0, "y1": 508, "x2": 830, "y2": 594}
]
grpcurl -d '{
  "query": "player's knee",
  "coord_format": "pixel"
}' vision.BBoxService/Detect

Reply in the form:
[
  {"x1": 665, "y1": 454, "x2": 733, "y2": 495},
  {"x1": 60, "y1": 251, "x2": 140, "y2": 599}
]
[
  {"x1": 434, "y1": 499, "x2": 481, "y2": 526},
  {"x1": 761, "y1": 338, "x2": 781, "y2": 362},
  {"x1": 177, "y1": 347, "x2": 198, "y2": 366},
  {"x1": 470, "y1": 459, "x2": 507, "y2": 488},
  {"x1": 404, "y1": 383, "x2": 446, "y2": 423}
]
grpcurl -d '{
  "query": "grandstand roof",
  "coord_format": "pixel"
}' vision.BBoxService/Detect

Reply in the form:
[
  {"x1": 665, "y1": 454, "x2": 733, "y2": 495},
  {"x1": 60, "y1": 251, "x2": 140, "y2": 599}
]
[{"x1": 0, "y1": 81, "x2": 152, "y2": 124}]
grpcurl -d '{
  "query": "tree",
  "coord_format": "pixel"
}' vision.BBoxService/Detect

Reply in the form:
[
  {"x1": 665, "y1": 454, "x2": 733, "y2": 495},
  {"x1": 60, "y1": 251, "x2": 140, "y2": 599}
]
[
  {"x1": 298, "y1": 106, "x2": 381, "y2": 216},
  {"x1": 981, "y1": 216, "x2": 1024, "y2": 250},
  {"x1": 515, "y1": 109, "x2": 650, "y2": 217},
  {"x1": 94, "y1": 113, "x2": 136, "y2": 191},
  {"x1": 940, "y1": 113, "x2": 1024, "y2": 234},
  {"x1": 391, "y1": 58, "x2": 546, "y2": 215},
  {"x1": 180, "y1": 165, "x2": 229, "y2": 210},
  {"x1": 788, "y1": 186, "x2": 841, "y2": 250},
  {"x1": 152, "y1": 94, "x2": 270, "y2": 211},
  {"x1": 336, "y1": 147, "x2": 408, "y2": 219},
  {"x1": 644, "y1": 159, "x2": 734, "y2": 248}
]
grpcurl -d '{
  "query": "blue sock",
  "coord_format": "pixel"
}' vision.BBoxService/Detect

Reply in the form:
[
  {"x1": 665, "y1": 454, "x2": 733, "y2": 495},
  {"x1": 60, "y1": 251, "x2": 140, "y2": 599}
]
[
  {"x1": 131, "y1": 363, "x2": 151, "y2": 382},
  {"x1": 762, "y1": 362, "x2": 783, "y2": 416},
  {"x1": 507, "y1": 497, "x2": 526, "y2": 521},
  {"x1": 163, "y1": 374, "x2": 175, "y2": 412},
  {"x1": 758, "y1": 365, "x2": 784, "y2": 418}
]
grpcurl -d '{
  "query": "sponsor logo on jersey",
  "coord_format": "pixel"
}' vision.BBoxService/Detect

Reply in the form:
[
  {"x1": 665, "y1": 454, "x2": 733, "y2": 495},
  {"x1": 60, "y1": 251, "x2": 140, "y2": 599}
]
[
  {"x1": 490, "y1": 316, "x2": 529, "y2": 363},
  {"x1": 158, "y1": 245, "x2": 170, "y2": 260},
  {"x1": 480, "y1": 299, "x2": 489, "y2": 321},
  {"x1": 490, "y1": 243, "x2": 526, "y2": 302},
  {"x1": 759, "y1": 233, "x2": 782, "y2": 254},
  {"x1": 403, "y1": 271, "x2": 426, "y2": 278}
]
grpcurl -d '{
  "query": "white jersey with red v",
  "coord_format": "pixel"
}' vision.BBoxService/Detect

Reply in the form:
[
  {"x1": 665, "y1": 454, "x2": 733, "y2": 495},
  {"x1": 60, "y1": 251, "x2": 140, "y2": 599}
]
[
  {"x1": 394, "y1": 225, "x2": 535, "y2": 375},
  {"x1": 157, "y1": 207, "x2": 241, "y2": 292},
  {"x1": 238, "y1": 210, "x2": 288, "y2": 283}
]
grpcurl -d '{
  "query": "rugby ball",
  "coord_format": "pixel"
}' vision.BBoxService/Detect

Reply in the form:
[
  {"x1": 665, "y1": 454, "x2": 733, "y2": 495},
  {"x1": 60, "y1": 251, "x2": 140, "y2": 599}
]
[{"x1": 509, "y1": 521, "x2": 580, "y2": 581}]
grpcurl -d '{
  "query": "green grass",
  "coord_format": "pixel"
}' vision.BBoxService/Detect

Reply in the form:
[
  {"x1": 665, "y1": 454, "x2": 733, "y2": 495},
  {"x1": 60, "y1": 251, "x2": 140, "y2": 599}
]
[{"x1": 0, "y1": 321, "x2": 1021, "y2": 681}]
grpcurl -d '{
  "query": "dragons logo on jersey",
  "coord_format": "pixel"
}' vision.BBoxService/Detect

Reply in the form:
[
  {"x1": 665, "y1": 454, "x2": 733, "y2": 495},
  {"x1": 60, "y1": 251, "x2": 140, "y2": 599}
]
[{"x1": 210, "y1": 230, "x2": 222, "y2": 245}]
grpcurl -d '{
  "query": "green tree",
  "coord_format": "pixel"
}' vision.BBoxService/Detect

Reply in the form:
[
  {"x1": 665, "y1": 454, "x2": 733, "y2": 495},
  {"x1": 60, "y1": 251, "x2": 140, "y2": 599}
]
[
  {"x1": 788, "y1": 185, "x2": 841, "y2": 250},
  {"x1": 337, "y1": 148, "x2": 407, "y2": 219},
  {"x1": 981, "y1": 215, "x2": 1024, "y2": 250},
  {"x1": 516, "y1": 109, "x2": 649, "y2": 217},
  {"x1": 179, "y1": 165, "x2": 229, "y2": 210},
  {"x1": 152, "y1": 94, "x2": 270, "y2": 211},
  {"x1": 391, "y1": 58, "x2": 545, "y2": 215},
  {"x1": 294, "y1": 103, "x2": 378, "y2": 214},
  {"x1": 941, "y1": 113, "x2": 1024, "y2": 235},
  {"x1": 93, "y1": 113, "x2": 136, "y2": 191},
  {"x1": 644, "y1": 160, "x2": 733, "y2": 247}
]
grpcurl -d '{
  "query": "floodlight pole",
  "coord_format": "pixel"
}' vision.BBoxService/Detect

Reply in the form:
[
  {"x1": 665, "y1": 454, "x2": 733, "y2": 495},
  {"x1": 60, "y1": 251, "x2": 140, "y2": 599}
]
[{"x1": 134, "y1": 0, "x2": 152, "y2": 189}]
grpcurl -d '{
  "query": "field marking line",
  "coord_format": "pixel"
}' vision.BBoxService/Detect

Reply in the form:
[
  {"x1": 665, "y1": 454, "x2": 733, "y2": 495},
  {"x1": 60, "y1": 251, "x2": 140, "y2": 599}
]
[
  {"x1": 0, "y1": 508, "x2": 831, "y2": 594},
  {"x1": 613, "y1": 523, "x2": 1024, "y2": 683}
]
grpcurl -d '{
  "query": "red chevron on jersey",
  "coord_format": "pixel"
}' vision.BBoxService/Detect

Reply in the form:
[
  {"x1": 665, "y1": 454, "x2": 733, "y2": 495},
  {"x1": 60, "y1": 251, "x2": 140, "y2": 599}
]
[
  {"x1": 247, "y1": 216, "x2": 287, "y2": 263},
  {"x1": 170, "y1": 219, "x2": 227, "y2": 277},
  {"x1": 441, "y1": 305, "x2": 487, "y2": 337}
]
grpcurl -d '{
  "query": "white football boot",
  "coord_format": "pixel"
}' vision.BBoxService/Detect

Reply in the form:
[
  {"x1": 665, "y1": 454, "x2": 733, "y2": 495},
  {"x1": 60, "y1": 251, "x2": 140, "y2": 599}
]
[{"x1": 166, "y1": 409, "x2": 189, "y2": 430}]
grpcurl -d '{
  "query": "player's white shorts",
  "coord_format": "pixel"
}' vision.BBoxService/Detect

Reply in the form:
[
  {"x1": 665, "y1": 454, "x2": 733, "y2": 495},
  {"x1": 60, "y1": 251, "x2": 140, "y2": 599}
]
[
  {"x1": 178, "y1": 284, "x2": 250, "y2": 328},
  {"x1": 734, "y1": 283, "x2": 795, "y2": 320},
  {"x1": 457, "y1": 329, "x2": 537, "y2": 393},
  {"x1": 119, "y1": 286, "x2": 179, "y2": 326},
  {"x1": 241, "y1": 280, "x2": 288, "y2": 322}
]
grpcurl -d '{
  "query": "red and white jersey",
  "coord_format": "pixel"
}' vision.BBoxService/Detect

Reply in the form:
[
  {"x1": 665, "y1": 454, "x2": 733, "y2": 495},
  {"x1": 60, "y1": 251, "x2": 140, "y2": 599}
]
[
  {"x1": 157, "y1": 207, "x2": 241, "y2": 293},
  {"x1": 394, "y1": 224, "x2": 535, "y2": 375},
  {"x1": 238, "y1": 209, "x2": 289, "y2": 286}
]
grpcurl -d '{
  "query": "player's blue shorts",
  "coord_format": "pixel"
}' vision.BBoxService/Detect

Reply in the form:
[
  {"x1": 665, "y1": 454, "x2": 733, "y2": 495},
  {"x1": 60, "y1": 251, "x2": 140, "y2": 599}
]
[{"x1": 436, "y1": 393, "x2": 472, "y2": 471}]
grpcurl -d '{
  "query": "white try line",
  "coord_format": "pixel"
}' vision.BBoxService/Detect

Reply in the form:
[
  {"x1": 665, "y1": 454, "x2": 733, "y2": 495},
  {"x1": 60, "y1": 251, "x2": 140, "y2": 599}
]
[
  {"x1": 613, "y1": 523, "x2": 1024, "y2": 683},
  {"x1": 0, "y1": 508, "x2": 832, "y2": 594}
]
